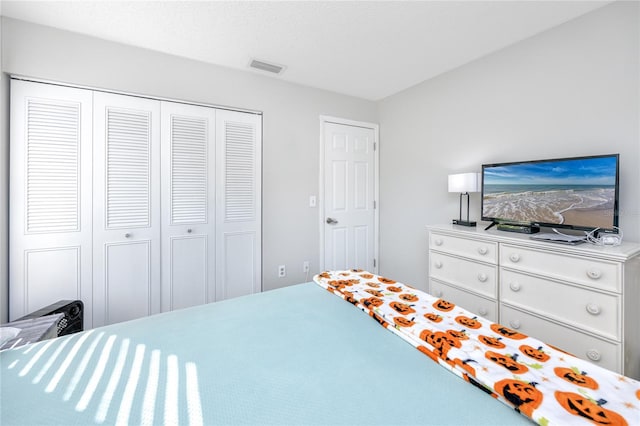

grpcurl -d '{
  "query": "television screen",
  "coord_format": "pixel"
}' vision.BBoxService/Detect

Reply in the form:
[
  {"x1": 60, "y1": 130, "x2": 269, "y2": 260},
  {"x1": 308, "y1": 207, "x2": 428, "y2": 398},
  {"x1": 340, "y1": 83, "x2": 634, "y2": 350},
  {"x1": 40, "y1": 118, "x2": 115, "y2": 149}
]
[{"x1": 481, "y1": 154, "x2": 619, "y2": 231}]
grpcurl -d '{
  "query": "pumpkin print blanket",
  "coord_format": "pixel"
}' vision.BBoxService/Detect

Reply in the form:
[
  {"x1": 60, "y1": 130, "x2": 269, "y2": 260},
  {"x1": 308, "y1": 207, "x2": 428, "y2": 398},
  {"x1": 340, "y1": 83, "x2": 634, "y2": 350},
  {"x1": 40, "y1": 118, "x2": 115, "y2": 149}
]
[{"x1": 314, "y1": 270, "x2": 640, "y2": 426}]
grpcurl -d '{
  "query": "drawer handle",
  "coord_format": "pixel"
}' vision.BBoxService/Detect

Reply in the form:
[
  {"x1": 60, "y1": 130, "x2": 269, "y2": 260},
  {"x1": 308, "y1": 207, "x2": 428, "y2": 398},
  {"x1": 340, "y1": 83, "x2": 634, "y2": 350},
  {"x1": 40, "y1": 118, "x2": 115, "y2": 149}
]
[
  {"x1": 509, "y1": 253, "x2": 521, "y2": 263},
  {"x1": 508, "y1": 320, "x2": 521, "y2": 329},
  {"x1": 187, "y1": 228, "x2": 193, "y2": 234},
  {"x1": 477, "y1": 273, "x2": 488, "y2": 283},
  {"x1": 434, "y1": 239, "x2": 443, "y2": 246},
  {"x1": 434, "y1": 261, "x2": 443, "y2": 269},
  {"x1": 478, "y1": 307, "x2": 488, "y2": 316},
  {"x1": 477, "y1": 246, "x2": 488, "y2": 255},
  {"x1": 586, "y1": 269, "x2": 602, "y2": 280},
  {"x1": 586, "y1": 349, "x2": 601, "y2": 362},
  {"x1": 585, "y1": 303, "x2": 601, "y2": 316},
  {"x1": 509, "y1": 282, "x2": 521, "y2": 292},
  {"x1": 124, "y1": 233, "x2": 132, "y2": 238}
]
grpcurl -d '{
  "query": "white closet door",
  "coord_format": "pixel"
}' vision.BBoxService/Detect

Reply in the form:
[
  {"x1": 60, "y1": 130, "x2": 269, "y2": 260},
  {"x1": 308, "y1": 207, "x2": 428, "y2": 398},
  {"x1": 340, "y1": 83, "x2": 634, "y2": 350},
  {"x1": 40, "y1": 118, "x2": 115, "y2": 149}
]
[
  {"x1": 9, "y1": 80, "x2": 94, "y2": 325},
  {"x1": 93, "y1": 92, "x2": 161, "y2": 326},
  {"x1": 215, "y1": 110, "x2": 262, "y2": 300},
  {"x1": 161, "y1": 102, "x2": 216, "y2": 311}
]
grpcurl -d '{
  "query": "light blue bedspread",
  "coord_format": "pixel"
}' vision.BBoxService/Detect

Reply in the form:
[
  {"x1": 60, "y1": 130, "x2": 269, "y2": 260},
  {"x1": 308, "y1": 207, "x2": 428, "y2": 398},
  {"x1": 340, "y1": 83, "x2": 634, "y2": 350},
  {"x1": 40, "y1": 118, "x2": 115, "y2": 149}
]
[{"x1": 0, "y1": 283, "x2": 531, "y2": 425}]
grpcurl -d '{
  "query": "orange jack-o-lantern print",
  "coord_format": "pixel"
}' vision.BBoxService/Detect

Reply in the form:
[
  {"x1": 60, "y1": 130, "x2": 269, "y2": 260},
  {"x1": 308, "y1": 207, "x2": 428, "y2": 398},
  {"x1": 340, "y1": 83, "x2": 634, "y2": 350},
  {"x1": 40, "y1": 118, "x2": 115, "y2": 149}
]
[
  {"x1": 479, "y1": 335, "x2": 506, "y2": 349},
  {"x1": 343, "y1": 291, "x2": 357, "y2": 305},
  {"x1": 394, "y1": 316, "x2": 415, "y2": 327},
  {"x1": 637, "y1": 389, "x2": 640, "y2": 400},
  {"x1": 378, "y1": 276, "x2": 396, "y2": 284},
  {"x1": 365, "y1": 289, "x2": 384, "y2": 297},
  {"x1": 423, "y1": 312, "x2": 443, "y2": 323},
  {"x1": 420, "y1": 330, "x2": 461, "y2": 359},
  {"x1": 451, "y1": 358, "x2": 477, "y2": 377},
  {"x1": 554, "y1": 367, "x2": 599, "y2": 390},
  {"x1": 399, "y1": 293, "x2": 419, "y2": 302},
  {"x1": 350, "y1": 268, "x2": 363, "y2": 273},
  {"x1": 447, "y1": 329, "x2": 469, "y2": 340},
  {"x1": 490, "y1": 323, "x2": 527, "y2": 340},
  {"x1": 389, "y1": 301, "x2": 416, "y2": 315},
  {"x1": 387, "y1": 286, "x2": 402, "y2": 293},
  {"x1": 455, "y1": 315, "x2": 482, "y2": 329},
  {"x1": 555, "y1": 391, "x2": 627, "y2": 426},
  {"x1": 432, "y1": 299, "x2": 455, "y2": 312},
  {"x1": 360, "y1": 273, "x2": 374, "y2": 279},
  {"x1": 520, "y1": 345, "x2": 550, "y2": 362},
  {"x1": 494, "y1": 379, "x2": 543, "y2": 417},
  {"x1": 366, "y1": 282, "x2": 381, "y2": 288},
  {"x1": 319, "y1": 272, "x2": 331, "y2": 279},
  {"x1": 417, "y1": 345, "x2": 439, "y2": 363},
  {"x1": 362, "y1": 297, "x2": 383, "y2": 309},
  {"x1": 485, "y1": 351, "x2": 529, "y2": 374}
]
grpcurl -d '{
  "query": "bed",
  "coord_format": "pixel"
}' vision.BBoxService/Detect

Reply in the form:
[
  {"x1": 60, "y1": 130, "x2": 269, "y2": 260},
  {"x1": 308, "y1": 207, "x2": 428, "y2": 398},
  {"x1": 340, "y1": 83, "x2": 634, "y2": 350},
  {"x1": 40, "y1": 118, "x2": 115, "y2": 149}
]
[{"x1": 1, "y1": 271, "x2": 638, "y2": 425}]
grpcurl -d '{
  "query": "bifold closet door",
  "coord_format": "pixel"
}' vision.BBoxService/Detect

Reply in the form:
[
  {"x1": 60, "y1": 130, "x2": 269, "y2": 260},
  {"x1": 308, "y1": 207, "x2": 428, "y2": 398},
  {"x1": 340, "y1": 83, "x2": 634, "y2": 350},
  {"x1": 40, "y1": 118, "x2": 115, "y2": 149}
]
[
  {"x1": 161, "y1": 102, "x2": 216, "y2": 311},
  {"x1": 9, "y1": 80, "x2": 94, "y2": 325},
  {"x1": 92, "y1": 92, "x2": 161, "y2": 327},
  {"x1": 216, "y1": 110, "x2": 262, "y2": 300}
]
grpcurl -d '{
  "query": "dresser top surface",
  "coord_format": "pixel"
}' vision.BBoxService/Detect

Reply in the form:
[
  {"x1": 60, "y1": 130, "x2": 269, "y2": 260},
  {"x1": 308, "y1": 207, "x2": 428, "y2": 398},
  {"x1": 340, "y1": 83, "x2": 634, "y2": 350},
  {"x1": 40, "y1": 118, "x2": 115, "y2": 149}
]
[{"x1": 427, "y1": 224, "x2": 640, "y2": 260}]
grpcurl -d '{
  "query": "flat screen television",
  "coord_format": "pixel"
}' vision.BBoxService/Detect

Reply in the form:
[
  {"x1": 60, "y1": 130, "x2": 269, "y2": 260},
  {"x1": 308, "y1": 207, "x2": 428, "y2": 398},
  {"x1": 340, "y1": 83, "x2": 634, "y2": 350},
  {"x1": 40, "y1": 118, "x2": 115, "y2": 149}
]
[{"x1": 481, "y1": 154, "x2": 619, "y2": 233}]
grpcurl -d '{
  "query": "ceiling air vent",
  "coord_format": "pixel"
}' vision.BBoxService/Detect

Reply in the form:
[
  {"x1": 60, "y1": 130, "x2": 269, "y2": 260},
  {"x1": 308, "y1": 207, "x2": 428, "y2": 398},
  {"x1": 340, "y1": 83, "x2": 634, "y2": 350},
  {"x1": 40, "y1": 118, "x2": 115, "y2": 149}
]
[{"x1": 249, "y1": 59, "x2": 285, "y2": 75}]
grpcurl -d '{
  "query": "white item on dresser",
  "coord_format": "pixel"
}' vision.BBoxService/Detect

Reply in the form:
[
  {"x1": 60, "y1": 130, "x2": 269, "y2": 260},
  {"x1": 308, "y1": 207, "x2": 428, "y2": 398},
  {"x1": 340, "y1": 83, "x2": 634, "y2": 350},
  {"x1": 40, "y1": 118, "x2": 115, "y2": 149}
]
[{"x1": 427, "y1": 224, "x2": 640, "y2": 379}]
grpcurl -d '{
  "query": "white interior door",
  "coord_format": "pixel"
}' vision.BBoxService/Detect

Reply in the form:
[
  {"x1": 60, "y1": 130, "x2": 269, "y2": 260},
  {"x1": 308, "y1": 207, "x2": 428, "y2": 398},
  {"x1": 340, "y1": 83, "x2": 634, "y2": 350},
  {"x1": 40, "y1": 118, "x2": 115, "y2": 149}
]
[
  {"x1": 9, "y1": 80, "x2": 94, "y2": 325},
  {"x1": 161, "y1": 101, "x2": 216, "y2": 311},
  {"x1": 322, "y1": 120, "x2": 377, "y2": 273},
  {"x1": 215, "y1": 110, "x2": 262, "y2": 300},
  {"x1": 93, "y1": 92, "x2": 161, "y2": 326}
]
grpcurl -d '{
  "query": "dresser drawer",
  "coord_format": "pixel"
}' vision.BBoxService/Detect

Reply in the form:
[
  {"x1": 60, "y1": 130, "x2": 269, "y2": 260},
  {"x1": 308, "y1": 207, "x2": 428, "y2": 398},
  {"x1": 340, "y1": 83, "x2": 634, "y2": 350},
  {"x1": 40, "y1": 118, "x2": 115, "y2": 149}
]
[
  {"x1": 430, "y1": 232, "x2": 497, "y2": 264},
  {"x1": 430, "y1": 252, "x2": 497, "y2": 298},
  {"x1": 500, "y1": 244, "x2": 621, "y2": 292},
  {"x1": 501, "y1": 270, "x2": 620, "y2": 340},
  {"x1": 500, "y1": 305, "x2": 621, "y2": 373},
  {"x1": 429, "y1": 280, "x2": 497, "y2": 322}
]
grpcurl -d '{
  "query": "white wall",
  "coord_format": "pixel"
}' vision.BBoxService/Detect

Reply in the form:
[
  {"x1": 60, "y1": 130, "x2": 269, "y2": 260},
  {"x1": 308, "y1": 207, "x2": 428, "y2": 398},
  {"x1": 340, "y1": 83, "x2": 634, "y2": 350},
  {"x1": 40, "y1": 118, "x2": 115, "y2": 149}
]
[
  {"x1": 0, "y1": 17, "x2": 378, "y2": 321},
  {"x1": 0, "y1": 14, "x2": 7, "y2": 323},
  {"x1": 378, "y1": 1, "x2": 640, "y2": 289}
]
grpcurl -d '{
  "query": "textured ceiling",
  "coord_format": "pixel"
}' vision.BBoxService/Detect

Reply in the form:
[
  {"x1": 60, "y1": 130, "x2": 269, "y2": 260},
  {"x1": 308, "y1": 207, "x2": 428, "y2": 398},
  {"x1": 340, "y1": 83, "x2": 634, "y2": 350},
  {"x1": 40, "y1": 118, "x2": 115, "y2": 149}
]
[{"x1": 1, "y1": 1, "x2": 611, "y2": 100}]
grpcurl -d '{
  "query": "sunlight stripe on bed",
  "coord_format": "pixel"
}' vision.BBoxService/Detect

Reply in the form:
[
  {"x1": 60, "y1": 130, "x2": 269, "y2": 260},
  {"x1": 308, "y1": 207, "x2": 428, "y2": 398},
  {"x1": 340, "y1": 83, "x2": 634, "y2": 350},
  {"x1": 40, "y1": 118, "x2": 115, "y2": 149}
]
[{"x1": 115, "y1": 343, "x2": 146, "y2": 426}]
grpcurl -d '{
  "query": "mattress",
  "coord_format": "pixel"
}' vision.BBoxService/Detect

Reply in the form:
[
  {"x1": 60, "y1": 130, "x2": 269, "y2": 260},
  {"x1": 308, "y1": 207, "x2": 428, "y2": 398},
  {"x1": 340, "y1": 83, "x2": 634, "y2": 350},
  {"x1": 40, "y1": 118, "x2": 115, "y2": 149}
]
[{"x1": 0, "y1": 282, "x2": 530, "y2": 425}]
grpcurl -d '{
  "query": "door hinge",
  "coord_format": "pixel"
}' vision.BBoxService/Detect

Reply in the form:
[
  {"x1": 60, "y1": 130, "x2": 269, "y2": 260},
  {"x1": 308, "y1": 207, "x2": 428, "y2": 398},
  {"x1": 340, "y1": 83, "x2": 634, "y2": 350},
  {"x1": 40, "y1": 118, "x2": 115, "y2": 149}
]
[
  {"x1": 373, "y1": 142, "x2": 377, "y2": 151},
  {"x1": 373, "y1": 200, "x2": 377, "y2": 209},
  {"x1": 373, "y1": 259, "x2": 377, "y2": 268}
]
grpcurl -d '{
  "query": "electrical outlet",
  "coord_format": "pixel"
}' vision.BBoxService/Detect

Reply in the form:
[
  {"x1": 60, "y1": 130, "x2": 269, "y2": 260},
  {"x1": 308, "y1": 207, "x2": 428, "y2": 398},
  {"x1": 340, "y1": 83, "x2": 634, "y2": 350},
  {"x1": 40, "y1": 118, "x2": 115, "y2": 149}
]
[
  {"x1": 278, "y1": 265, "x2": 286, "y2": 277},
  {"x1": 303, "y1": 261, "x2": 310, "y2": 273}
]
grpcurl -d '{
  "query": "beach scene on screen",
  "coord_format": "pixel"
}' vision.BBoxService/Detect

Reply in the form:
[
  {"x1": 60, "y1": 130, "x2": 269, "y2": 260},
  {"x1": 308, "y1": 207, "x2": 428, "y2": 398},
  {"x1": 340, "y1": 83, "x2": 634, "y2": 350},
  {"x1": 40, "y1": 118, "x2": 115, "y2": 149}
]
[{"x1": 482, "y1": 157, "x2": 617, "y2": 228}]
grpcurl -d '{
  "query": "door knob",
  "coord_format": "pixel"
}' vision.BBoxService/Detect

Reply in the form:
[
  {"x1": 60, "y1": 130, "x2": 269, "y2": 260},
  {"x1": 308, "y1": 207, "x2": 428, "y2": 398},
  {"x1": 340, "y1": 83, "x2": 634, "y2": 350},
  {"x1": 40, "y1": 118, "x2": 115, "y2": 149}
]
[{"x1": 326, "y1": 217, "x2": 338, "y2": 225}]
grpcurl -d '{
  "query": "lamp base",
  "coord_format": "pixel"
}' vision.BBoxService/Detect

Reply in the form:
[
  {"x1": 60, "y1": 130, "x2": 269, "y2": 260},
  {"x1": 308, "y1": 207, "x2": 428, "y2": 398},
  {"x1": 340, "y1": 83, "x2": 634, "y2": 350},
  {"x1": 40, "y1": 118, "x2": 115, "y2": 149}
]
[{"x1": 452, "y1": 219, "x2": 477, "y2": 227}]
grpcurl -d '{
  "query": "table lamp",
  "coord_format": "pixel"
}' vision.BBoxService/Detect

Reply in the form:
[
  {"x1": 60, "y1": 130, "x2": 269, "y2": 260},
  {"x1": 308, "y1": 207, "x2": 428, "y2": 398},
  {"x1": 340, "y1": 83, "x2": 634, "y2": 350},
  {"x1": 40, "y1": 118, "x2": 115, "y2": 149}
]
[{"x1": 448, "y1": 172, "x2": 480, "y2": 227}]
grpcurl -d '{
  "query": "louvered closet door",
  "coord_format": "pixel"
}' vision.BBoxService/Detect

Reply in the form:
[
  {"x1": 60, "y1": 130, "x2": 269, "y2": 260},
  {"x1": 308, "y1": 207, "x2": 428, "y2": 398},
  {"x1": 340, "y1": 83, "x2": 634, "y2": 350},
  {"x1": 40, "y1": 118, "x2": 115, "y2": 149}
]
[
  {"x1": 216, "y1": 110, "x2": 262, "y2": 300},
  {"x1": 161, "y1": 102, "x2": 216, "y2": 311},
  {"x1": 93, "y1": 93, "x2": 161, "y2": 327},
  {"x1": 9, "y1": 80, "x2": 93, "y2": 325}
]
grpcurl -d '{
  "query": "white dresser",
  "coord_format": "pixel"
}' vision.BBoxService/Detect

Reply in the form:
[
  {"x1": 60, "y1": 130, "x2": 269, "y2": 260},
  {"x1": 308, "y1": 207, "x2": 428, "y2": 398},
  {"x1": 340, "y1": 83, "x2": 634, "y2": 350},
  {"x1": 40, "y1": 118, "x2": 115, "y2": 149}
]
[{"x1": 427, "y1": 224, "x2": 640, "y2": 379}]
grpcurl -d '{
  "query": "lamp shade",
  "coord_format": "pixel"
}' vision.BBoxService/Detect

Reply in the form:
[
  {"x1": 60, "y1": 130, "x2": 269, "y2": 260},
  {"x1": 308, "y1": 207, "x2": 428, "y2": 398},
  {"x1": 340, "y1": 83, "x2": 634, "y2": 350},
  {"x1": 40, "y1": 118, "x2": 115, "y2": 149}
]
[{"x1": 448, "y1": 172, "x2": 480, "y2": 193}]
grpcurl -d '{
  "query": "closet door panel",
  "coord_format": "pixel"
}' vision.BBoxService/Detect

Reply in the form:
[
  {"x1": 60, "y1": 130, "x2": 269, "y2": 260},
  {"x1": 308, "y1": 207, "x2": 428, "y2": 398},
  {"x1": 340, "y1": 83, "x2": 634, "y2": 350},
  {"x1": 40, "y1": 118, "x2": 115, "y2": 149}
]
[
  {"x1": 161, "y1": 102, "x2": 216, "y2": 311},
  {"x1": 105, "y1": 240, "x2": 152, "y2": 323},
  {"x1": 9, "y1": 80, "x2": 93, "y2": 326},
  {"x1": 93, "y1": 92, "x2": 161, "y2": 327},
  {"x1": 216, "y1": 110, "x2": 262, "y2": 301}
]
